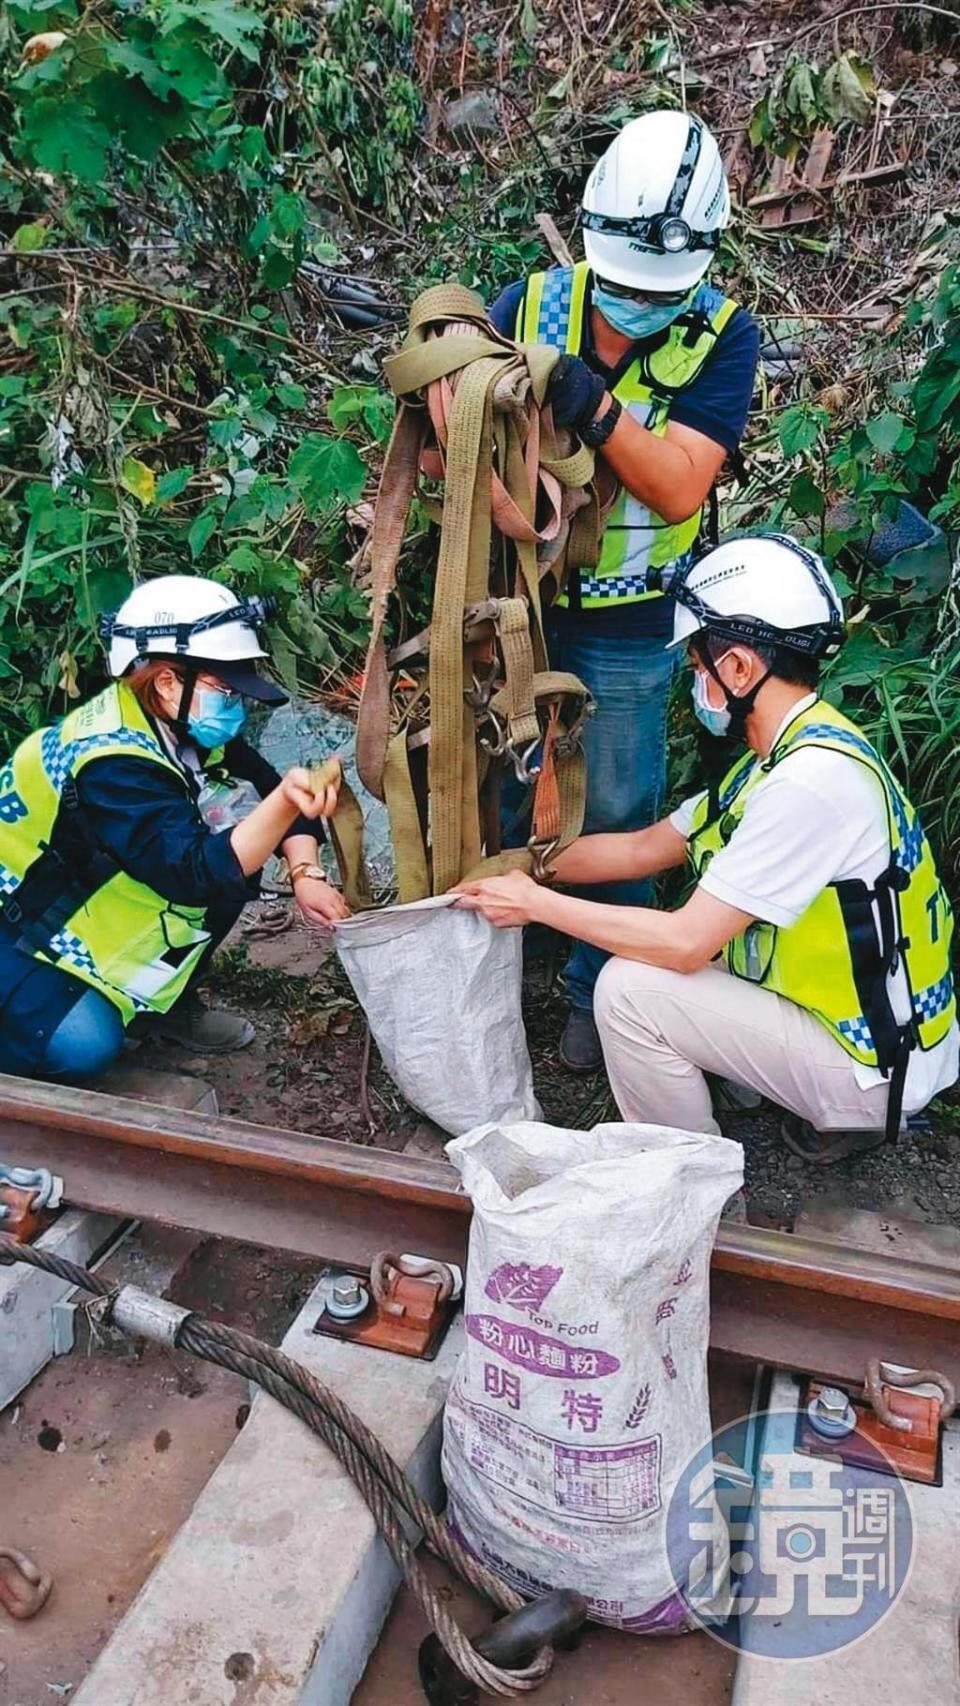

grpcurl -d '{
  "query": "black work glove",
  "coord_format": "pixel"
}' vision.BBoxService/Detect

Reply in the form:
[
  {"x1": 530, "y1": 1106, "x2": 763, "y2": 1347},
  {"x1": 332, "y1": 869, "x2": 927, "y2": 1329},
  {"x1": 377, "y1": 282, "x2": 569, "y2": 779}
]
[{"x1": 545, "y1": 353, "x2": 606, "y2": 432}]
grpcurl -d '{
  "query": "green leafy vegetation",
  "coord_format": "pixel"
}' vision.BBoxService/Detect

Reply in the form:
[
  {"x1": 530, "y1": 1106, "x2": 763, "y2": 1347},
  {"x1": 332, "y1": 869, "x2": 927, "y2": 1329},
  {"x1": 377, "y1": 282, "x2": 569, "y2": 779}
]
[
  {"x1": 1, "y1": 0, "x2": 959, "y2": 907},
  {"x1": 0, "y1": 0, "x2": 414, "y2": 740},
  {"x1": 735, "y1": 254, "x2": 960, "y2": 886},
  {"x1": 749, "y1": 51, "x2": 878, "y2": 154}
]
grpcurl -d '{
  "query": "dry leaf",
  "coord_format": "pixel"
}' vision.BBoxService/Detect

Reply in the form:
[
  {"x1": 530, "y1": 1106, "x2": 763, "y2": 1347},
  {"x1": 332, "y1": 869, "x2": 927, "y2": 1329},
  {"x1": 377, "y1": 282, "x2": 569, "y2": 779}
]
[
  {"x1": 58, "y1": 650, "x2": 80, "y2": 698},
  {"x1": 22, "y1": 32, "x2": 67, "y2": 65},
  {"x1": 289, "y1": 998, "x2": 355, "y2": 1046}
]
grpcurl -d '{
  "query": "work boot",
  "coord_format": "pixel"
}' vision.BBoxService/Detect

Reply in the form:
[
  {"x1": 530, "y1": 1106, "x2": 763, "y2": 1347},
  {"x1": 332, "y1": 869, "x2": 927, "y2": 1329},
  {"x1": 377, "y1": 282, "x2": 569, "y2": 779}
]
[
  {"x1": 559, "y1": 1008, "x2": 603, "y2": 1074},
  {"x1": 130, "y1": 996, "x2": 255, "y2": 1055},
  {"x1": 780, "y1": 1115, "x2": 888, "y2": 1165},
  {"x1": 710, "y1": 1076, "x2": 764, "y2": 1116}
]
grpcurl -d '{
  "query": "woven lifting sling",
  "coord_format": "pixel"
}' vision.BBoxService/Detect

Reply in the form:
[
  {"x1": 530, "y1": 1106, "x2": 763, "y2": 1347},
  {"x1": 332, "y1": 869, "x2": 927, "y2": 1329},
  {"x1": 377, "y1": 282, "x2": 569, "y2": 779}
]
[{"x1": 328, "y1": 284, "x2": 601, "y2": 908}]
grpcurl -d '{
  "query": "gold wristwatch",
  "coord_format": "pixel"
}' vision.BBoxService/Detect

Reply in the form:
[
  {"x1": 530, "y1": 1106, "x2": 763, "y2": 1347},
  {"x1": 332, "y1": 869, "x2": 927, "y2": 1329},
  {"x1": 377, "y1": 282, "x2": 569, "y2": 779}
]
[{"x1": 288, "y1": 860, "x2": 326, "y2": 884}]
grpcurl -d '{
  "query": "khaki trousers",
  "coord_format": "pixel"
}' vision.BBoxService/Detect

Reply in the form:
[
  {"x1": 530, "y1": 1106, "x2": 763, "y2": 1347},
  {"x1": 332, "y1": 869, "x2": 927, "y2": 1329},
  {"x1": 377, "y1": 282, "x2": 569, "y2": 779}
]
[{"x1": 594, "y1": 958, "x2": 891, "y2": 1135}]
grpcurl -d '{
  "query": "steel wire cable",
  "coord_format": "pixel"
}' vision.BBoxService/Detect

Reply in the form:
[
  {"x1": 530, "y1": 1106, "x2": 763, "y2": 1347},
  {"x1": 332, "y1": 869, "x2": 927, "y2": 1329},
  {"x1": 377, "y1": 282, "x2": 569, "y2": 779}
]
[
  {"x1": 0, "y1": 1234, "x2": 551, "y2": 1697},
  {"x1": 187, "y1": 1316, "x2": 523, "y2": 1605}
]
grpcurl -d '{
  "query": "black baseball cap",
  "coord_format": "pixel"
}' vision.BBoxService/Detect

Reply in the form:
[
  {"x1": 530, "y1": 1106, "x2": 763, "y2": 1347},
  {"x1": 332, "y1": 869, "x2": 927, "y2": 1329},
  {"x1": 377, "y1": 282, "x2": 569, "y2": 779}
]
[{"x1": 196, "y1": 659, "x2": 288, "y2": 704}]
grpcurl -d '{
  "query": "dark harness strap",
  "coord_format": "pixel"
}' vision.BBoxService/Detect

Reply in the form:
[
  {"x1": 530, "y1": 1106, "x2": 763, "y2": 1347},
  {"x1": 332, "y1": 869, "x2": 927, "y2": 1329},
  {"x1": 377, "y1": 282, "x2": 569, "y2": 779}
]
[
  {"x1": 1, "y1": 778, "x2": 123, "y2": 962},
  {"x1": 688, "y1": 743, "x2": 754, "y2": 851},
  {"x1": 639, "y1": 311, "x2": 722, "y2": 401},
  {"x1": 701, "y1": 449, "x2": 747, "y2": 557},
  {"x1": 706, "y1": 486, "x2": 720, "y2": 549},
  {"x1": 885, "y1": 1033, "x2": 912, "y2": 1149},
  {"x1": 833, "y1": 866, "x2": 915, "y2": 1142}
]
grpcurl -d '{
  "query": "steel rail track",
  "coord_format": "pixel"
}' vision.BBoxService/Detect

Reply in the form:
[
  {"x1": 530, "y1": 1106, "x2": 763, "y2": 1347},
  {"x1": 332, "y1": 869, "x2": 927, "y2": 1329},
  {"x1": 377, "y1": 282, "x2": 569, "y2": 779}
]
[{"x1": 2, "y1": 1073, "x2": 958, "y2": 1389}]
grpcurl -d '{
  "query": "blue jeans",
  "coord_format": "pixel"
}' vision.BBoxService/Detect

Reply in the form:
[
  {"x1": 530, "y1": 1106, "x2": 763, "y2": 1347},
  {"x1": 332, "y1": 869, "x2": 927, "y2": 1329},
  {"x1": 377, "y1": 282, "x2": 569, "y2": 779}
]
[
  {"x1": 0, "y1": 897, "x2": 243, "y2": 1082},
  {"x1": 547, "y1": 626, "x2": 677, "y2": 1010},
  {"x1": 0, "y1": 930, "x2": 125, "y2": 1081}
]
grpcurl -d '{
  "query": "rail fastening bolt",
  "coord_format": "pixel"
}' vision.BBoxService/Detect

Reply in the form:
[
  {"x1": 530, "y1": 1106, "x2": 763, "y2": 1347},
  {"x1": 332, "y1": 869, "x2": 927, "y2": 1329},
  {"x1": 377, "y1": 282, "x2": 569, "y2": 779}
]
[
  {"x1": 807, "y1": 1384, "x2": 857, "y2": 1439},
  {"x1": 817, "y1": 1386, "x2": 851, "y2": 1421},
  {"x1": 326, "y1": 1272, "x2": 371, "y2": 1322}
]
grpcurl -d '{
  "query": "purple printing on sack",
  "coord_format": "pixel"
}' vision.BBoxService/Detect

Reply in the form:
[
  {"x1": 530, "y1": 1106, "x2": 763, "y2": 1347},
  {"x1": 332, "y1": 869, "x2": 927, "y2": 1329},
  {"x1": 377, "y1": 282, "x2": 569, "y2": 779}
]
[
  {"x1": 466, "y1": 1314, "x2": 620, "y2": 1378},
  {"x1": 625, "y1": 1383, "x2": 652, "y2": 1429},
  {"x1": 484, "y1": 1262, "x2": 564, "y2": 1313}
]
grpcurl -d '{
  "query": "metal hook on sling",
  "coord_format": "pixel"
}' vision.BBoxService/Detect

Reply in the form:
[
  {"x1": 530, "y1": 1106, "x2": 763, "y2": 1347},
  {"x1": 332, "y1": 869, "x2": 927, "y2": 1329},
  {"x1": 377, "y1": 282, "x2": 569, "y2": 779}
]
[
  {"x1": 527, "y1": 834, "x2": 560, "y2": 883},
  {"x1": 509, "y1": 738, "x2": 542, "y2": 786},
  {"x1": 464, "y1": 666, "x2": 499, "y2": 713},
  {"x1": 478, "y1": 708, "x2": 509, "y2": 757}
]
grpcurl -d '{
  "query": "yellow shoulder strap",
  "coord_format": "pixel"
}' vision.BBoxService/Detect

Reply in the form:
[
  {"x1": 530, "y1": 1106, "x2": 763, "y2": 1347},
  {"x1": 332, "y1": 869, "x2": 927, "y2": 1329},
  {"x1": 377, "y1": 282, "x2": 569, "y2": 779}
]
[
  {"x1": 709, "y1": 295, "x2": 739, "y2": 336},
  {"x1": 519, "y1": 273, "x2": 545, "y2": 342},
  {"x1": 517, "y1": 263, "x2": 592, "y2": 351},
  {"x1": 566, "y1": 263, "x2": 590, "y2": 354}
]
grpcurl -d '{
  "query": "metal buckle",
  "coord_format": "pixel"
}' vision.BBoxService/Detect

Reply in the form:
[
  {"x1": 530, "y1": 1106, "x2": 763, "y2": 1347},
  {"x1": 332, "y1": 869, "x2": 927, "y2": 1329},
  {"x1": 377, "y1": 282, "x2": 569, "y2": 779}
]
[
  {"x1": 527, "y1": 834, "x2": 560, "y2": 882},
  {"x1": 464, "y1": 664, "x2": 499, "y2": 713},
  {"x1": 478, "y1": 708, "x2": 508, "y2": 757},
  {"x1": 552, "y1": 694, "x2": 595, "y2": 761},
  {"x1": 510, "y1": 738, "x2": 542, "y2": 786}
]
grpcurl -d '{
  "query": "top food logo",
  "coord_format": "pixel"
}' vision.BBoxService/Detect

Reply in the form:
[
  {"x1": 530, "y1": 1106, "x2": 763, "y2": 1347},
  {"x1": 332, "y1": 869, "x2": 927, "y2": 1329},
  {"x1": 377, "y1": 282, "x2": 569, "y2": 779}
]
[{"x1": 484, "y1": 1262, "x2": 563, "y2": 1314}]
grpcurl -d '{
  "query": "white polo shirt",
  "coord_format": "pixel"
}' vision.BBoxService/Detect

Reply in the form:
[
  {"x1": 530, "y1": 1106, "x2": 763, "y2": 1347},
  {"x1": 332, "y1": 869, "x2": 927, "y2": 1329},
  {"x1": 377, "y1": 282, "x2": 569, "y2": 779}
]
[{"x1": 671, "y1": 695, "x2": 959, "y2": 1111}]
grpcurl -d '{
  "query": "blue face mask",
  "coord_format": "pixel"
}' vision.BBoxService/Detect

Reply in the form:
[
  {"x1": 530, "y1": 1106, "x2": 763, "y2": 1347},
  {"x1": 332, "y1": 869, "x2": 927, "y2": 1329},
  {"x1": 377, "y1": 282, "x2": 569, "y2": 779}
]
[
  {"x1": 188, "y1": 685, "x2": 247, "y2": 750},
  {"x1": 692, "y1": 667, "x2": 732, "y2": 739},
  {"x1": 594, "y1": 284, "x2": 692, "y2": 341}
]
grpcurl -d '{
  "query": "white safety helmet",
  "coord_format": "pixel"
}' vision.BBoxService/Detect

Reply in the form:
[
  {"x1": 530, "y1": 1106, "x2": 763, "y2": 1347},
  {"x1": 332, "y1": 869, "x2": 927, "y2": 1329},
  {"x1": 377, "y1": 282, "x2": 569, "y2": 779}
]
[
  {"x1": 670, "y1": 535, "x2": 845, "y2": 660},
  {"x1": 104, "y1": 575, "x2": 286, "y2": 702},
  {"x1": 582, "y1": 110, "x2": 731, "y2": 293}
]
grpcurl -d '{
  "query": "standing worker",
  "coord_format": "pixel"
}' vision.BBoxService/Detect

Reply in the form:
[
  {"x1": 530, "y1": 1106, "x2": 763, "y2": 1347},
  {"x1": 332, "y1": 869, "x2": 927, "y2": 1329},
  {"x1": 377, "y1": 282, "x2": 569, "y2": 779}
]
[
  {"x1": 459, "y1": 536, "x2": 959, "y2": 1157},
  {"x1": 0, "y1": 575, "x2": 347, "y2": 1083},
  {"x1": 488, "y1": 109, "x2": 759, "y2": 1071}
]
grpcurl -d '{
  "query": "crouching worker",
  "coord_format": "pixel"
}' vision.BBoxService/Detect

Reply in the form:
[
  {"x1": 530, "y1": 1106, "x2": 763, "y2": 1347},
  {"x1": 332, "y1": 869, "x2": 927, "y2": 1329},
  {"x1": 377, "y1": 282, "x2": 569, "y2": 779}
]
[
  {"x1": 459, "y1": 535, "x2": 959, "y2": 1158},
  {"x1": 0, "y1": 575, "x2": 347, "y2": 1084}
]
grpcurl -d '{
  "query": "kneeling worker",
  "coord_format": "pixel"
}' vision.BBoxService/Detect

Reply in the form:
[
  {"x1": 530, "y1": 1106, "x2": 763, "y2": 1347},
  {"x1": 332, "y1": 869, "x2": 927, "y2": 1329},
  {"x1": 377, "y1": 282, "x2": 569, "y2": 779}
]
[
  {"x1": 459, "y1": 535, "x2": 959, "y2": 1156},
  {"x1": 0, "y1": 575, "x2": 346, "y2": 1083}
]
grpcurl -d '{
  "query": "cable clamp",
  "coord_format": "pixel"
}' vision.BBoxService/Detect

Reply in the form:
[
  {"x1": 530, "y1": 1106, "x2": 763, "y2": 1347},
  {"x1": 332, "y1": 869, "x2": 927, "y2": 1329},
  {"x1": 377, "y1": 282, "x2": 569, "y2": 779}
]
[{"x1": 107, "y1": 1285, "x2": 192, "y2": 1346}]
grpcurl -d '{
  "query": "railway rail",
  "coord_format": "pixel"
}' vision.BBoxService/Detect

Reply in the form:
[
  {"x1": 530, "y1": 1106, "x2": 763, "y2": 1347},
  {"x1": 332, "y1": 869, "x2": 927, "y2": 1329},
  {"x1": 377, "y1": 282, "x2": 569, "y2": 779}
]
[{"x1": 2, "y1": 1072, "x2": 959, "y2": 1391}]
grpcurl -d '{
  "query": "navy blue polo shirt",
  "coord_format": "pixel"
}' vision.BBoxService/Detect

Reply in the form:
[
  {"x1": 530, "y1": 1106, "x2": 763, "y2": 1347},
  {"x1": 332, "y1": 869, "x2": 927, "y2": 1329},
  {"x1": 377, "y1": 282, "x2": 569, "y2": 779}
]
[
  {"x1": 71, "y1": 735, "x2": 320, "y2": 907},
  {"x1": 488, "y1": 275, "x2": 760, "y2": 638},
  {"x1": 0, "y1": 733, "x2": 324, "y2": 1053}
]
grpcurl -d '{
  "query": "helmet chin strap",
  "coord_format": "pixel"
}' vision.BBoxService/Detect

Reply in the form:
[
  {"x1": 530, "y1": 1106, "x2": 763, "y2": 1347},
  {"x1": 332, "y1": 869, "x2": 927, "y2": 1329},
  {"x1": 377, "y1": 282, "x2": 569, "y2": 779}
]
[
  {"x1": 701, "y1": 646, "x2": 772, "y2": 738},
  {"x1": 697, "y1": 645, "x2": 772, "y2": 821},
  {"x1": 171, "y1": 663, "x2": 199, "y2": 739}
]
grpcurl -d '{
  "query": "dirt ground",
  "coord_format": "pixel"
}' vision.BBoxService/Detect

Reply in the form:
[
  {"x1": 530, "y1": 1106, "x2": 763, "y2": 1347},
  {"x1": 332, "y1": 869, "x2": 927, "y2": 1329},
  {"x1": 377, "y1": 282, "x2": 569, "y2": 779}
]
[
  {"x1": 0, "y1": 1231, "x2": 323, "y2": 1706},
  {"x1": 130, "y1": 898, "x2": 960, "y2": 1231}
]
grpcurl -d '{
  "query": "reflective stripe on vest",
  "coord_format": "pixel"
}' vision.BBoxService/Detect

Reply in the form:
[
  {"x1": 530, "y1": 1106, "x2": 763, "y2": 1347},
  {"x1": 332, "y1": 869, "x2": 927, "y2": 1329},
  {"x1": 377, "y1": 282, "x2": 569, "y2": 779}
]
[
  {"x1": 516, "y1": 261, "x2": 738, "y2": 608},
  {"x1": 687, "y1": 701, "x2": 956, "y2": 1067},
  {"x1": 0, "y1": 682, "x2": 212, "y2": 1025}
]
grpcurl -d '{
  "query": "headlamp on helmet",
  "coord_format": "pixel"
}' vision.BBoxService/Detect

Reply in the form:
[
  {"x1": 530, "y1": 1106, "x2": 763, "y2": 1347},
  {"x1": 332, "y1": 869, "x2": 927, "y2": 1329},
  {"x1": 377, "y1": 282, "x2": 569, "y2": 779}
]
[{"x1": 581, "y1": 207, "x2": 719, "y2": 257}]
